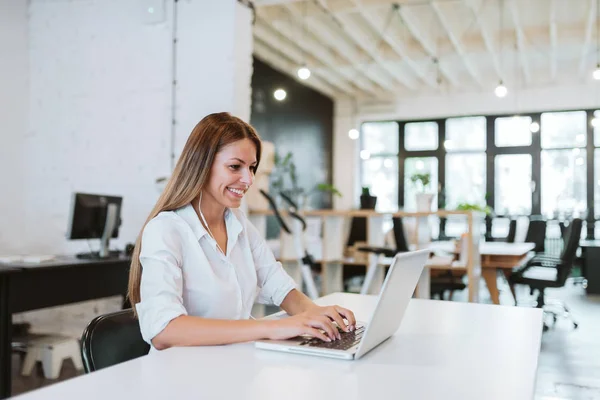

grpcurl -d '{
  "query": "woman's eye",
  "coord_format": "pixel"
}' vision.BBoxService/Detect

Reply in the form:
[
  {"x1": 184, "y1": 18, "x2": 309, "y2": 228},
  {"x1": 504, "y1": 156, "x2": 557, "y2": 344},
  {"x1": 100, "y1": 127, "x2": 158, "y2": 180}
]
[{"x1": 229, "y1": 165, "x2": 240, "y2": 170}]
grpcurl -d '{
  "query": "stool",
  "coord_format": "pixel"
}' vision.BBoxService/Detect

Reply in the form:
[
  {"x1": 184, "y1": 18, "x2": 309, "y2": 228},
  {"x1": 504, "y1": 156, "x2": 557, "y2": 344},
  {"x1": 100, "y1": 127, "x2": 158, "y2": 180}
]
[{"x1": 21, "y1": 336, "x2": 83, "y2": 379}]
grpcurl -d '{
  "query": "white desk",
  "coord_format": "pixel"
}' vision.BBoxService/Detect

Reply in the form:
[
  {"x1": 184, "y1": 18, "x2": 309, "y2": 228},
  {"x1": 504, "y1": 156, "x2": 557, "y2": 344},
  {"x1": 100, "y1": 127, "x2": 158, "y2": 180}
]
[{"x1": 12, "y1": 293, "x2": 543, "y2": 400}]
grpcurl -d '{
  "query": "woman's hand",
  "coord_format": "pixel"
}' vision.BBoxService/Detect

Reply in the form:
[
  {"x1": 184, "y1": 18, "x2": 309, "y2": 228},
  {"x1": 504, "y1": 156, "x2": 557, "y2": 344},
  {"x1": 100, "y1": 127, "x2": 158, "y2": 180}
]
[
  {"x1": 265, "y1": 314, "x2": 339, "y2": 342},
  {"x1": 300, "y1": 305, "x2": 356, "y2": 334}
]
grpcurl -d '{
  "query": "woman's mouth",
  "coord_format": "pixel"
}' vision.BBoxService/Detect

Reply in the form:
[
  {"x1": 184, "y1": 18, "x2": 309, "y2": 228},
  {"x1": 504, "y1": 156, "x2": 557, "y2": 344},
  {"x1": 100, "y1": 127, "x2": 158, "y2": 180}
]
[{"x1": 227, "y1": 187, "x2": 245, "y2": 197}]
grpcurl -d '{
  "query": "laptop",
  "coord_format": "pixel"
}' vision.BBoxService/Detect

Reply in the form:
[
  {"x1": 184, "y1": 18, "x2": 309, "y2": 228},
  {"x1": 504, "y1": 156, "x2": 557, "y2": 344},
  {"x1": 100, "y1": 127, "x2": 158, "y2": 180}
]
[{"x1": 255, "y1": 249, "x2": 429, "y2": 360}]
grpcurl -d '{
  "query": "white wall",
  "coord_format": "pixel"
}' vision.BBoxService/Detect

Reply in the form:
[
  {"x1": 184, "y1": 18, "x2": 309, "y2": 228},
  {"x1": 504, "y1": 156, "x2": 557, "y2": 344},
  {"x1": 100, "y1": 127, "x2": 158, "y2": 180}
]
[
  {"x1": 5, "y1": 0, "x2": 253, "y2": 335},
  {"x1": 0, "y1": 0, "x2": 28, "y2": 254},
  {"x1": 333, "y1": 82, "x2": 600, "y2": 210}
]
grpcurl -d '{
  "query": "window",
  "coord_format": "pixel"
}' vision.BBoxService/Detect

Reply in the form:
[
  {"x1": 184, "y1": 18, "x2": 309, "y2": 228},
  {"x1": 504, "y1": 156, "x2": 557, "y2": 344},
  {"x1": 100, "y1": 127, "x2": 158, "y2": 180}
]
[
  {"x1": 360, "y1": 122, "x2": 399, "y2": 212},
  {"x1": 361, "y1": 157, "x2": 398, "y2": 212},
  {"x1": 541, "y1": 111, "x2": 586, "y2": 149},
  {"x1": 495, "y1": 154, "x2": 532, "y2": 215},
  {"x1": 495, "y1": 116, "x2": 532, "y2": 147},
  {"x1": 404, "y1": 157, "x2": 438, "y2": 211},
  {"x1": 541, "y1": 149, "x2": 587, "y2": 217},
  {"x1": 405, "y1": 122, "x2": 438, "y2": 151},
  {"x1": 444, "y1": 116, "x2": 486, "y2": 214},
  {"x1": 445, "y1": 153, "x2": 486, "y2": 209},
  {"x1": 361, "y1": 122, "x2": 399, "y2": 155},
  {"x1": 595, "y1": 149, "x2": 600, "y2": 218},
  {"x1": 445, "y1": 116, "x2": 486, "y2": 151}
]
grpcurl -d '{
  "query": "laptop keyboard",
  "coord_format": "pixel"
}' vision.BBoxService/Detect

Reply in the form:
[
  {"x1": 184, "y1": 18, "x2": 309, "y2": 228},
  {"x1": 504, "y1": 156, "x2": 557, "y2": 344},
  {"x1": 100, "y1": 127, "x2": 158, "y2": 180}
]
[{"x1": 299, "y1": 325, "x2": 365, "y2": 351}]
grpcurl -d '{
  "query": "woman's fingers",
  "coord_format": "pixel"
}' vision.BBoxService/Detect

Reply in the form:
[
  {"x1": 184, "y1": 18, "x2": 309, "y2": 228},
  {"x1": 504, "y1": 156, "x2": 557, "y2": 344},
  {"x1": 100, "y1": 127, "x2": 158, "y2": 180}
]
[
  {"x1": 334, "y1": 306, "x2": 357, "y2": 328},
  {"x1": 323, "y1": 307, "x2": 350, "y2": 332},
  {"x1": 306, "y1": 316, "x2": 338, "y2": 340},
  {"x1": 305, "y1": 327, "x2": 331, "y2": 342}
]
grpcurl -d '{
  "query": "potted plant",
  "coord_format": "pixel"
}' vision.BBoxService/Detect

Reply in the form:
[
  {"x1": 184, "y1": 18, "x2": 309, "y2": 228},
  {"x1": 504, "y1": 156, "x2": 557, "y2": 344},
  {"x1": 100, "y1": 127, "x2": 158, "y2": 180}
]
[
  {"x1": 360, "y1": 186, "x2": 377, "y2": 209},
  {"x1": 410, "y1": 172, "x2": 434, "y2": 211},
  {"x1": 270, "y1": 151, "x2": 342, "y2": 210}
]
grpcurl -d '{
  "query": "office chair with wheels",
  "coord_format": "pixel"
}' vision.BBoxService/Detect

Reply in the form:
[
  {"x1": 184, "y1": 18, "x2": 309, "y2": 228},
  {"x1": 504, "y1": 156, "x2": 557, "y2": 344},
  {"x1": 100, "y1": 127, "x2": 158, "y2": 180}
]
[
  {"x1": 80, "y1": 309, "x2": 149, "y2": 373},
  {"x1": 524, "y1": 219, "x2": 547, "y2": 253},
  {"x1": 488, "y1": 218, "x2": 517, "y2": 243},
  {"x1": 510, "y1": 218, "x2": 582, "y2": 331}
]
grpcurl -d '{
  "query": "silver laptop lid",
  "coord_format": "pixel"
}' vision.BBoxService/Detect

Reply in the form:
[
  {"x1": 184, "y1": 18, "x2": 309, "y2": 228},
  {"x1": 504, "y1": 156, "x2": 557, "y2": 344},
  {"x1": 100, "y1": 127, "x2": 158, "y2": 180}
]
[{"x1": 354, "y1": 249, "x2": 429, "y2": 360}]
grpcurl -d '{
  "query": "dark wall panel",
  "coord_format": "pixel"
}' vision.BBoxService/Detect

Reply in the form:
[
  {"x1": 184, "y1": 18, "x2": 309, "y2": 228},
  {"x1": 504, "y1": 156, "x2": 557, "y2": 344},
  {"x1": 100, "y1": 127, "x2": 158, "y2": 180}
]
[{"x1": 250, "y1": 57, "x2": 334, "y2": 209}]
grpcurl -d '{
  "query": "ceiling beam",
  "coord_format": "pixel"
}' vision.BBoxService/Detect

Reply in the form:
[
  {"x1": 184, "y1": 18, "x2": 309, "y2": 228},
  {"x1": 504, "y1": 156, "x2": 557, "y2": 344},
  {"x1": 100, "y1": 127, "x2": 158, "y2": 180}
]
[
  {"x1": 430, "y1": 1, "x2": 483, "y2": 87},
  {"x1": 353, "y1": 4, "x2": 438, "y2": 88},
  {"x1": 507, "y1": 0, "x2": 531, "y2": 84},
  {"x1": 308, "y1": 1, "x2": 417, "y2": 91},
  {"x1": 253, "y1": 22, "x2": 359, "y2": 96},
  {"x1": 579, "y1": 0, "x2": 596, "y2": 76},
  {"x1": 255, "y1": 11, "x2": 382, "y2": 96},
  {"x1": 253, "y1": 40, "x2": 338, "y2": 98},
  {"x1": 549, "y1": 0, "x2": 557, "y2": 81},
  {"x1": 463, "y1": 0, "x2": 502, "y2": 81},
  {"x1": 281, "y1": 2, "x2": 397, "y2": 93},
  {"x1": 396, "y1": 5, "x2": 460, "y2": 86}
]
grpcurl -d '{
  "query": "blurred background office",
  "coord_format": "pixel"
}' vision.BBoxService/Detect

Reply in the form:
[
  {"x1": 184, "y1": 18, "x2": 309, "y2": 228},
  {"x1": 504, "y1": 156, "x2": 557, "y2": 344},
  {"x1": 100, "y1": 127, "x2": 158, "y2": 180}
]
[{"x1": 1, "y1": 0, "x2": 600, "y2": 398}]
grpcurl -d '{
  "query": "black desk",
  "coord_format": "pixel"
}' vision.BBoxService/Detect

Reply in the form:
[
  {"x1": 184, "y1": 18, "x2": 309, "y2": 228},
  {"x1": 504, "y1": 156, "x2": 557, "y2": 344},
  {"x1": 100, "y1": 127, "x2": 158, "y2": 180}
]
[{"x1": 0, "y1": 256, "x2": 131, "y2": 398}]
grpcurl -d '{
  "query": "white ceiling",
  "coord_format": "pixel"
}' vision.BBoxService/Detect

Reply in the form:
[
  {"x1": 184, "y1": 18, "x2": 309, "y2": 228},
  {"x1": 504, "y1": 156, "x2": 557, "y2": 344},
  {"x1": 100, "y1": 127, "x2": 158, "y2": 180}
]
[{"x1": 253, "y1": 0, "x2": 600, "y2": 101}]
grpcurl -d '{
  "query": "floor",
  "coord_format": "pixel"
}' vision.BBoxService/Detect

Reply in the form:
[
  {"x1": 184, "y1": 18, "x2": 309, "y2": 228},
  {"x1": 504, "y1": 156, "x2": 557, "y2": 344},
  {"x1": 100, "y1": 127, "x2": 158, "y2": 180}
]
[{"x1": 9, "y1": 280, "x2": 600, "y2": 399}]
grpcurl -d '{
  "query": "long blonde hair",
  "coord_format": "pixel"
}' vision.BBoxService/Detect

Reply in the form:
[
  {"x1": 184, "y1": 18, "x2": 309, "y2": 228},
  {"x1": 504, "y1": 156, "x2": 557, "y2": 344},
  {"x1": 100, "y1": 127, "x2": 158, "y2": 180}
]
[{"x1": 128, "y1": 112, "x2": 262, "y2": 312}]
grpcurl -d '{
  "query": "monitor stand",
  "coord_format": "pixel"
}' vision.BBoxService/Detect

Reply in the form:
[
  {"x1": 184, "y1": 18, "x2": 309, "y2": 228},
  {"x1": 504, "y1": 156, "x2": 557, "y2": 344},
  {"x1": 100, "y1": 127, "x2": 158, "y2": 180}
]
[{"x1": 76, "y1": 204, "x2": 120, "y2": 260}]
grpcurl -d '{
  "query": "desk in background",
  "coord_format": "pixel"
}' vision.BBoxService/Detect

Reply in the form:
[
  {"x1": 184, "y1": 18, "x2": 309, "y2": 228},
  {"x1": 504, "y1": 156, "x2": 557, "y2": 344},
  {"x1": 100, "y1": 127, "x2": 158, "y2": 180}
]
[
  {"x1": 10, "y1": 292, "x2": 543, "y2": 400},
  {"x1": 0, "y1": 256, "x2": 130, "y2": 399}
]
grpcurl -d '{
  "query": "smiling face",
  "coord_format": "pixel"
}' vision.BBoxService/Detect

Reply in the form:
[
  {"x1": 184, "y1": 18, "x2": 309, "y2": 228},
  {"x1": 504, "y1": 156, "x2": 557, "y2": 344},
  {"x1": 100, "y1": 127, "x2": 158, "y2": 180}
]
[{"x1": 203, "y1": 138, "x2": 258, "y2": 210}]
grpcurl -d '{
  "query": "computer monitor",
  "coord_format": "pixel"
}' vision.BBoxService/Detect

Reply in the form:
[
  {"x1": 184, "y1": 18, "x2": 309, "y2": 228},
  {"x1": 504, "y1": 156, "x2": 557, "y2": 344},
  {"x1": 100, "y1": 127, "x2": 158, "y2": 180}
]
[{"x1": 67, "y1": 193, "x2": 123, "y2": 259}]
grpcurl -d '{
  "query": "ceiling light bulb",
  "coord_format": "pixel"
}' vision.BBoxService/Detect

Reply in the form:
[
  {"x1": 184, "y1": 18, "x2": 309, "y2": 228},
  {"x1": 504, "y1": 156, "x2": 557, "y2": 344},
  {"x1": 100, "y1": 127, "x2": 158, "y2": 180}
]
[
  {"x1": 592, "y1": 118, "x2": 600, "y2": 128},
  {"x1": 594, "y1": 65, "x2": 600, "y2": 80},
  {"x1": 415, "y1": 160, "x2": 425, "y2": 170},
  {"x1": 348, "y1": 128, "x2": 359, "y2": 140},
  {"x1": 529, "y1": 122, "x2": 540, "y2": 133},
  {"x1": 494, "y1": 82, "x2": 507, "y2": 98},
  {"x1": 273, "y1": 88, "x2": 287, "y2": 101},
  {"x1": 297, "y1": 66, "x2": 311, "y2": 80},
  {"x1": 360, "y1": 150, "x2": 370, "y2": 160}
]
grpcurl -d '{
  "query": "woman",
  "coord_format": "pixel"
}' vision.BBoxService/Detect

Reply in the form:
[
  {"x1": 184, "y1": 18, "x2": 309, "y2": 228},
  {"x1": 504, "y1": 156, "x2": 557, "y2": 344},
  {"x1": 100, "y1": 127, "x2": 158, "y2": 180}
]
[{"x1": 128, "y1": 112, "x2": 355, "y2": 350}]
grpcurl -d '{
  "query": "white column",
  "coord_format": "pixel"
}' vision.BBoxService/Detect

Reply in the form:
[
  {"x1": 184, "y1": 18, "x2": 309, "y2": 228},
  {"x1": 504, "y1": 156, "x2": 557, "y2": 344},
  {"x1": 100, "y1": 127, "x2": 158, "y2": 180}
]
[
  {"x1": 174, "y1": 0, "x2": 253, "y2": 157},
  {"x1": 332, "y1": 98, "x2": 359, "y2": 210},
  {"x1": 0, "y1": 0, "x2": 28, "y2": 253}
]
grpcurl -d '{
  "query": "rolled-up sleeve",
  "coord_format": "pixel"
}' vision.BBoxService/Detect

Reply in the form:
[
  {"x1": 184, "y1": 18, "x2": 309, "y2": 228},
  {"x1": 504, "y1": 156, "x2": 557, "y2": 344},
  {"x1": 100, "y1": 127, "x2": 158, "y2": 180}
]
[
  {"x1": 136, "y1": 217, "x2": 188, "y2": 344},
  {"x1": 245, "y1": 220, "x2": 297, "y2": 306}
]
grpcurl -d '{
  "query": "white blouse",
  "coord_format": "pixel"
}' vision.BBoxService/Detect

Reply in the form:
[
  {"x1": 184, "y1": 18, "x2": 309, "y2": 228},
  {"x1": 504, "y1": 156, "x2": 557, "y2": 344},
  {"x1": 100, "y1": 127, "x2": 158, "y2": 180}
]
[{"x1": 135, "y1": 203, "x2": 297, "y2": 345}]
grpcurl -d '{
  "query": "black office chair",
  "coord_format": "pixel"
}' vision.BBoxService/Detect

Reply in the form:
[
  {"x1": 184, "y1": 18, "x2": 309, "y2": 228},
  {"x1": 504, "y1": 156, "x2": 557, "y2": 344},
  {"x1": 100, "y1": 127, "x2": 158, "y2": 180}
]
[
  {"x1": 80, "y1": 309, "x2": 149, "y2": 373},
  {"x1": 524, "y1": 218, "x2": 547, "y2": 253},
  {"x1": 355, "y1": 217, "x2": 410, "y2": 257},
  {"x1": 488, "y1": 218, "x2": 517, "y2": 243},
  {"x1": 510, "y1": 218, "x2": 582, "y2": 331}
]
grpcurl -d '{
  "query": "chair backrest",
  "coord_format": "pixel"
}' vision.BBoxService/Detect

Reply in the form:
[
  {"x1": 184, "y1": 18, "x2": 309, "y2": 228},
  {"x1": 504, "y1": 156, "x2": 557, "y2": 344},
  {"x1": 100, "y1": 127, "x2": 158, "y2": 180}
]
[
  {"x1": 81, "y1": 309, "x2": 149, "y2": 373},
  {"x1": 392, "y1": 217, "x2": 410, "y2": 252},
  {"x1": 346, "y1": 217, "x2": 367, "y2": 247},
  {"x1": 524, "y1": 219, "x2": 547, "y2": 253},
  {"x1": 505, "y1": 219, "x2": 517, "y2": 243},
  {"x1": 557, "y1": 218, "x2": 583, "y2": 283}
]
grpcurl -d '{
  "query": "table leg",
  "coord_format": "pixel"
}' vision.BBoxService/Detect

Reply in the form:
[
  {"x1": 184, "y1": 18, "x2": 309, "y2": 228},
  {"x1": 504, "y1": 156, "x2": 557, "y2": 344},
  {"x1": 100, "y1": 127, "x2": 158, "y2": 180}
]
[
  {"x1": 482, "y1": 268, "x2": 500, "y2": 305},
  {"x1": 0, "y1": 275, "x2": 11, "y2": 399}
]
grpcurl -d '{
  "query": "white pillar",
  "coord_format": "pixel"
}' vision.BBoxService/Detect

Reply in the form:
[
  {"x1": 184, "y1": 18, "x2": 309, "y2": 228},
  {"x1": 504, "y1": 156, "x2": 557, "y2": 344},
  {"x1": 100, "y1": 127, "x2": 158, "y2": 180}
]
[
  {"x1": 174, "y1": 0, "x2": 253, "y2": 157},
  {"x1": 0, "y1": 0, "x2": 28, "y2": 253},
  {"x1": 332, "y1": 98, "x2": 359, "y2": 210}
]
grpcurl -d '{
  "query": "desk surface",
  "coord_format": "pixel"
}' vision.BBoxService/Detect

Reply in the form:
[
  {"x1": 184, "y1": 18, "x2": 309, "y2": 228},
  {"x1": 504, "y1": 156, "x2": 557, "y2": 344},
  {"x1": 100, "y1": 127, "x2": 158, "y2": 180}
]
[
  {"x1": 12, "y1": 293, "x2": 543, "y2": 400},
  {"x1": 431, "y1": 241, "x2": 535, "y2": 256},
  {"x1": 0, "y1": 255, "x2": 130, "y2": 270}
]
